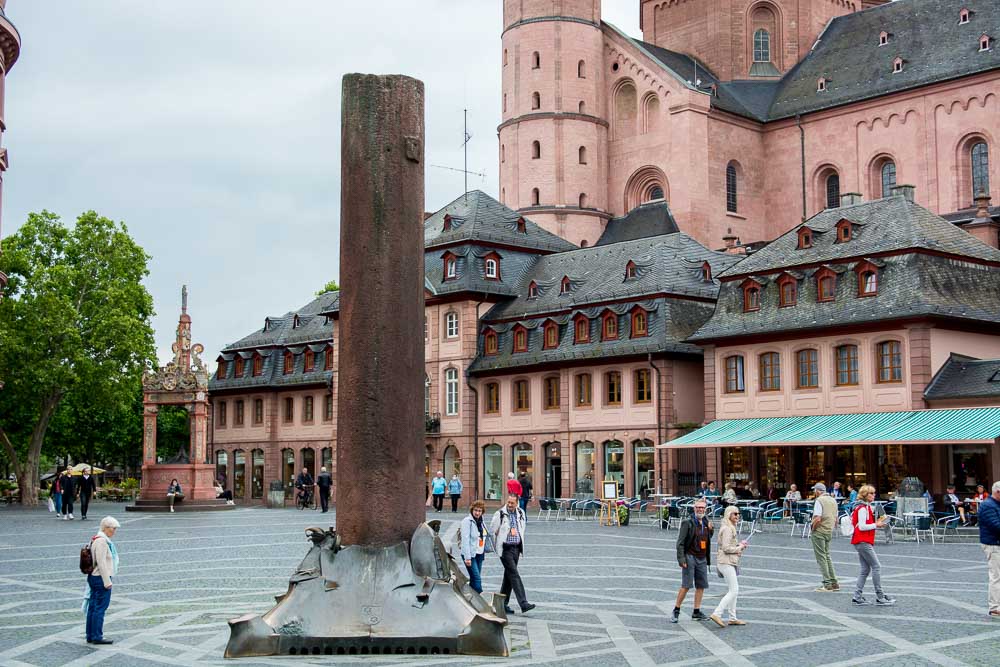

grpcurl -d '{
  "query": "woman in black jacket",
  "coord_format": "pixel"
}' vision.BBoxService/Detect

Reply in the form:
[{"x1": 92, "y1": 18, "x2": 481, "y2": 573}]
[{"x1": 60, "y1": 470, "x2": 76, "y2": 520}]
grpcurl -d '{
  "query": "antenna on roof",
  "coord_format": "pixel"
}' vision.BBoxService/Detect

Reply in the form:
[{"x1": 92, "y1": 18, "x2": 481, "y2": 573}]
[{"x1": 429, "y1": 108, "x2": 485, "y2": 202}]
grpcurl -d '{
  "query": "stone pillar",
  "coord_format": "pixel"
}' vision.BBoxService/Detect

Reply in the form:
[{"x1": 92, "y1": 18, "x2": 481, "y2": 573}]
[
  {"x1": 336, "y1": 74, "x2": 425, "y2": 547},
  {"x1": 143, "y1": 405, "x2": 158, "y2": 465},
  {"x1": 190, "y1": 395, "x2": 208, "y2": 463}
]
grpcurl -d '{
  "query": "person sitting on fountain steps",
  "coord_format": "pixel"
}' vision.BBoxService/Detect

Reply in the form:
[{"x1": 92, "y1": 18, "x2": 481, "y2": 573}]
[{"x1": 490, "y1": 494, "x2": 536, "y2": 615}]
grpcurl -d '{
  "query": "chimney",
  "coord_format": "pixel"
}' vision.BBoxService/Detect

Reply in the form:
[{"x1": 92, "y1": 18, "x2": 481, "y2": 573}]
[
  {"x1": 975, "y1": 192, "x2": 992, "y2": 220},
  {"x1": 722, "y1": 228, "x2": 746, "y2": 255},
  {"x1": 839, "y1": 192, "x2": 863, "y2": 207},
  {"x1": 891, "y1": 184, "x2": 915, "y2": 202}
]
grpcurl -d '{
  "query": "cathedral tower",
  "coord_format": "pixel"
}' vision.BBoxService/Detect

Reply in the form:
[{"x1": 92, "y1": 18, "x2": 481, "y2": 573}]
[
  {"x1": 499, "y1": 0, "x2": 609, "y2": 246},
  {"x1": 0, "y1": 0, "x2": 20, "y2": 294}
]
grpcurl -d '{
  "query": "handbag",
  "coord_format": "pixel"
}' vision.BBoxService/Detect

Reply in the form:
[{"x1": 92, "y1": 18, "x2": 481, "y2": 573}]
[
  {"x1": 47, "y1": 497, "x2": 55, "y2": 512},
  {"x1": 484, "y1": 532, "x2": 496, "y2": 555}
]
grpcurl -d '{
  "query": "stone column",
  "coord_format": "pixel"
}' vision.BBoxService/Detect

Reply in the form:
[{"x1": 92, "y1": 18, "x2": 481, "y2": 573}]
[
  {"x1": 336, "y1": 74, "x2": 425, "y2": 547},
  {"x1": 142, "y1": 404, "x2": 158, "y2": 465}
]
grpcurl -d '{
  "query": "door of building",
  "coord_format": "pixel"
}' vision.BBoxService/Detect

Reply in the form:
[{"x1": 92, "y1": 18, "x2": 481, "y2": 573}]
[{"x1": 546, "y1": 450, "x2": 562, "y2": 498}]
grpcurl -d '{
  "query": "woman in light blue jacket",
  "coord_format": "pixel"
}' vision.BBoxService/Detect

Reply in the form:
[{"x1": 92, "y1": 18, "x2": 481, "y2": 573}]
[
  {"x1": 449, "y1": 474, "x2": 463, "y2": 513},
  {"x1": 460, "y1": 500, "x2": 489, "y2": 593}
]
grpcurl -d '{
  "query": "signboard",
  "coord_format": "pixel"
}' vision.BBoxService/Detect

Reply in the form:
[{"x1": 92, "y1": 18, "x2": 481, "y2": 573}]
[{"x1": 601, "y1": 479, "x2": 619, "y2": 501}]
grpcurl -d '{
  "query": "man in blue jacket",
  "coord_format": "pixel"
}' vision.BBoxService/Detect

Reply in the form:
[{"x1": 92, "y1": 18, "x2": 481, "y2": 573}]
[{"x1": 979, "y1": 481, "x2": 1000, "y2": 618}]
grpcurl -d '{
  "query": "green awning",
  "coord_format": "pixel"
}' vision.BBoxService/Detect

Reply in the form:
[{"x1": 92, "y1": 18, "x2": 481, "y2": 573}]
[{"x1": 659, "y1": 407, "x2": 1000, "y2": 448}]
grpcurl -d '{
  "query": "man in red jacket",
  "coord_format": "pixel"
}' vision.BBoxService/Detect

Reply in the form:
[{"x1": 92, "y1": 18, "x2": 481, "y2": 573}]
[{"x1": 506, "y1": 472, "x2": 522, "y2": 499}]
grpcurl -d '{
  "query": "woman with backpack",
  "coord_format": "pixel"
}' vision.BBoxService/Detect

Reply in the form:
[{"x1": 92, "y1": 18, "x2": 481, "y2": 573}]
[
  {"x1": 850, "y1": 485, "x2": 895, "y2": 606},
  {"x1": 459, "y1": 500, "x2": 489, "y2": 593},
  {"x1": 84, "y1": 516, "x2": 120, "y2": 645}
]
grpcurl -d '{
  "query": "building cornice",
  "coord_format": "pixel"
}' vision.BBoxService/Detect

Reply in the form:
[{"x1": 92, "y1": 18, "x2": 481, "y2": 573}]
[
  {"x1": 498, "y1": 111, "x2": 609, "y2": 132},
  {"x1": 502, "y1": 16, "x2": 600, "y2": 37},
  {"x1": 514, "y1": 204, "x2": 613, "y2": 221}
]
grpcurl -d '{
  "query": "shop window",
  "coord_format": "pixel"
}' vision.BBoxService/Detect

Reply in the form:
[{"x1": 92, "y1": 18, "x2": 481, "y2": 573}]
[
  {"x1": 574, "y1": 441, "x2": 595, "y2": 495},
  {"x1": 483, "y1": 444, "x2": 504, "y2": 501},
  {"x1": 251, "y1": 449, "x2": 264, "y2": 499}
]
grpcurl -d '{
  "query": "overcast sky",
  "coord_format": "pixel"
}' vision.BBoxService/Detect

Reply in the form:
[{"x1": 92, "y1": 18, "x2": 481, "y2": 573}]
[{"x1": 3, "y1": 1, "x2": 641, "y2": 365}]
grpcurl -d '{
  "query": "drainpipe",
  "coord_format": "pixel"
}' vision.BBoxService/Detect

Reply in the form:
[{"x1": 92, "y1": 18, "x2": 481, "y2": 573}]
[
  {"x1": 465, "y1": 299, "x2": 485, "y2": 500},
  {"x1": 649, "y1": 353, "x2": 663, "y2": 494},
  {"x1": 797, "y1": 114, "x2": 807, "y2": 221}
]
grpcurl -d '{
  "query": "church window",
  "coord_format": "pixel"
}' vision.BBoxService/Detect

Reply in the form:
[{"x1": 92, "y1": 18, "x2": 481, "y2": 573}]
[
  {"x1": 532, "y1": 188, "x2": 540, "y2": 205},
  {"x1": 726, "y1": 163, "x2": 738, "y2": 213},
  {"x1": 880, "y1": 161, "x2": 897, "y2": 198},
  {"x1": 531, "y1": 92, "x2": 540, "y2": 110},
  {"x1": 579, "y1": 193, "x2": 587, "y2": 208},
  {"x1": 753, "y1": 29, "x2": 770, "y2": 63},
  {"x1": 531, "y1": 51, "x2": 540, "y2": 69},
  {"x1": 579, "y1": 146, "x2": 587, "y2": 164},
  {"x1": 826, "y1": 173, "x2": 841, "y2": 209},
  {"x1": 578, "y1": 60, "x2": 586, "y2": 78},
  {"x1": 531, "y1": 141, "x2": 540, "y2": 159},
  {"x1": 648, "y1": 185, "x2": 664, "y2": 201},
  {"x1": 972, "y1": 142, "x2": 990, "y2": 198}
]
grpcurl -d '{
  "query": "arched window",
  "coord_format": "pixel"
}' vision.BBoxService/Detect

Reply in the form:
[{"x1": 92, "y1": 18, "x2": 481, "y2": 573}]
[
  {"x1": 531, "y1": 91, "x2": 540, "y2": 110},
  {"x1": 836, "y1": 345, "x2": 859, "y2": 386},
  {"x1": 233, "y1": 449, "x2": 246, "y2": 499},
  {"x1": 579, "y1": 193, "x2": 588, "y2": 208},
  {"x1": 778, "y1": 276, "x2": 797, "y2": 307},
  {"x1": 483, "y1": 443, "x2": 503, "y2": 500},
  {"x1": 613, "y1": 80, "x2": 638, "y2": 139},
  {"x1": 251, "y1": 448, "x2": 264, "y2": 499},
  {"x1": 561, "y1": 276, "x2": 571, "y2": 294},
  {"x1": 445, "y1": 368, "x2": 459, "y2": 415},
  {"x1": 601, "y1": 312, "x2": 618, "y2": 341},
  {"x1": 324, "y1": 344, "x2": 334, "y2": 370},
  {"x1": 648, "y1": 185, "x2": 664, "y2": 201},
  {"x1": 816, "y1": 269, "x2": 836, "y2": 302},
  {"x1": 880, "y1": 160, "x2": 897, "y2": 198},
  {"x1": 579, "y1": 146, "x2": 587, "y2": 164},
  {"x1": 513, "y1": 326, "x2": 528, "y2": 353},
  {"x1": 725, "y1": 355, "x2": 745, "y2": 393},
  {"x1": 726, "y1": 163, "x2": 738, "y2": 213},
  {"x1": 630, "y1": 308, "x2": 648, "y2": 337},
  {"x1": 215, "y1": 450, "x2": 229, "y2": 486},
  {"x1": 444, "y1": 254, "x2": 457, "y2": 280},
  {"x1": 283, "y1": 350, "x2": 294, "y2": 375},
  {"x1": 972, "y1": 142, "x2": 990, "y2": 199},
  {"x1": 531, "y1": 51, "x2": 540, "y2": 69},
  {"x1": 531, "y1": 141, "x2": 540, "y2": 159},
  {"x1": 753, "y1": 29, "x2": 770, "y2": 62},
  {"x1": 826, "y1": 172, "x2": 841, "y2": 209},
  {"x1": 759, "y1": 352, "x2": 781, "y2": 391},
  {"x1": 742, "y1": 281, "x2": 761, "y2": 312},
  {"x1": 577, "y1": 60, "x2": 586, "y2": 78},
  {"x1": 527, "y1": 281, "x2": 539, "y2": 299},
  {"x1": 484, "y1": 329, "x2": 498, "y2": 355},
  {"x1": 543, "y1": 321, "x2": 559, "y2": 349},
  {"x1": 485, "y1": 257, "x2": 498, "y2": 279},
  {"x1": 642, "y1": 94, "x2": 660, "y2": 134},
  {"x1": 859, "y1": 270, "x2": 878, "y2": 296},
  {"x1": 531, "y1": 188, "x2": 540, "y2": 205},
  {"x1": 578, "y1": 100, "x2": 586, "y2": 114},
  {"x1": 624, "y1": 261, "x2": 637, "y2": 280},
  {"x1": 303, "y1": 349, "x2": 314, "y2": 372},
  {"x1": 252, "y1": 353, "x2": 263, "y2": 377},
  {"x1": 573, "y1": 315, "x2": 589, "y2": 343}
]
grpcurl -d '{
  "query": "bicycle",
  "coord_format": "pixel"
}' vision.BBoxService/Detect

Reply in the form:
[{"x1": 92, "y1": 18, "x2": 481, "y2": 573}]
[{"x1": 296, "y1": 485, "x2": 315, "y2": 510}]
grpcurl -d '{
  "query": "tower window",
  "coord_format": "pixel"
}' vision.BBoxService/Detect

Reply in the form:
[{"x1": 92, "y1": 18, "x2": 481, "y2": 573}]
[
  {"x1": 503, "y1": 49, "x2": 508, "y2": 66},
  {"x1": 971, "y1": 141, "x2": 990, "y2": 198},
  {"x1": 531, "y1": 92, "x2": 540, "y2": 110},
  {"x1": 531, "y1": 51, "x2": 540, "y2": 69},
  {"x1": 578, "y1": 60, "x2": 586, "y2": 78},
  {"x1": 503, "y1": 94, "x2": 507, "y2": 113},
  {"x1": 579, "y1": 146, "x2": 587, "y2": 164},
  {"x1": 531, "y1": 188, "x2": 540, "y2": 206},
  {"x1": 826, "y1": 172, "x2": 841, "y2": 209},
  {"x1": 578, "y1": 101, "x2": 586, "y2": 114},
  {"x1": 531, "y1": 141, "x2": 540, "y2": 159},
  {"x1": 648, "y1": 185, "x2": 664, "y2": 201},
  {"x1": 725, "y1": 163, "x2": 738, "y2": 213},
  {"x1": 579, "y1": 193, "x2": 588, "y2": 208},
  {"x1": 753, "y1": 29, "x2": 770, "y2": 62},
  {"x1": 880, "y1": 161, "x2": 897, "y2": 198}
]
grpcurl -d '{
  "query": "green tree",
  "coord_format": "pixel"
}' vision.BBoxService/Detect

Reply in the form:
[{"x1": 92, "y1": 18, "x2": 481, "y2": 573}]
[
  {"x1": 0, "y1": 210, "x2": 155, "y2": 504},
  {"x1": 316, "y1": 279, "x2": 339, "y2": 296}
]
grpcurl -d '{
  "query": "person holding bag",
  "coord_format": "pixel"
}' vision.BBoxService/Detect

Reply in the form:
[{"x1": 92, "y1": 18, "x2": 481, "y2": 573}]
[
  {"x1": 460, "y1": 500, "x2": 490, "y2": 593},
  {"x1": 84, "y1": 516, "x2": 120, "y2": 645},
  {"x1": 710, "y1": 506, "x2": 748, "y2": 627},
  {"x1": 851, "y1": 484, "x2": 894, "y2": 606}
]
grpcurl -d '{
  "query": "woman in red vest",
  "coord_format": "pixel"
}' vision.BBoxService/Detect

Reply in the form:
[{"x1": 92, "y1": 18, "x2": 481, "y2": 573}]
[{"x1": 850, "y1": 484, "x2": 895, "y2": 606}]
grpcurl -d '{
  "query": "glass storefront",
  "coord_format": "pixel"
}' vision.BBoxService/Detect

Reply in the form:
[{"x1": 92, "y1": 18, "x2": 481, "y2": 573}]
[
  {"x1": 513, "y1": 443, "x2": 533, "y2": 479},
  {"x1": 215, "y1": 450, "x2": 228, "y2": 486},
  {"x1": 444, "y1": 445, "x2": 461, "y2": 477},
  {"x1": 574, "y1": 441, "x2": 595, "y2": 496},
  {"x1": 951, "y1": 445, "x2": 988, "y2": 492},
  {"x1": 758, "y1": 447, "x2": 787, "y2": 497},
  {"x1": 633, "y1": 439, "x2": 654, "y2": 498},
  {"x1": 234, "y1": 449, "x2": 246, "y2": 498},
  {"x1": 722, "y1": 447, "x2": 749, "y2": 486},
  {"x1": 835, "y1": 446, "x2": 868, "y2": 488},
  {"x1": 483, "y1": 444, "x2": 504, "y2": 501},
  {"x1": 282, "y1": 448, "x2": 295, "y2": 494},
  {"x1": 544, "y1": 442, "x2": 562, "y2": 498},
  {"x1": 321, "y1": 447, "x2": 332, "y2": 472},
  {"x1": 801, "y1": 446, "x2": 825, "y2": 489},
  {"x1": 604, "y1": 440, "x2": 625, "y2": 496},
  {"x1": 302, "y1": 448, "x2": 315, "y2": 478},
  {"x1": 251, "y1": 449, "x2": 264, "y2": 499}
]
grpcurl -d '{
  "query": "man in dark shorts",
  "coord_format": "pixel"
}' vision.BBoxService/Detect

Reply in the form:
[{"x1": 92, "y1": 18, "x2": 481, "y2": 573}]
[{"x1": 671, "y1": 498, "x2": 713, "y2": 623}]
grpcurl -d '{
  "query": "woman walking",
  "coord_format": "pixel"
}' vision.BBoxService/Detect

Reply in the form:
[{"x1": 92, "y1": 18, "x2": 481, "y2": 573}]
[
  {"x1": 449, "y1": 474, "x2": 463, "y2": 513},
  {"x1": 710, "y1": 506, "x2": 747, "y2": 627},
  {"x1": 460, "y1": 500, "x2": 489, "y2": 593},
  {"x1": 85, "y1": 516, "x2": 120, "y2": 645},
  {"x1": 51, "y1": 473, "x2": 63, "y2": 517},
  {"x1": 851, "y1": 484, "x2": 894, "y2": 606},
  {"x1": 166, "y1": 479, "x2": 182, "y2": 513}
]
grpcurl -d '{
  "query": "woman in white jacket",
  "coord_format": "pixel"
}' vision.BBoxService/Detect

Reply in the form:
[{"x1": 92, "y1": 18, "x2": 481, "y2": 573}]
[
  {"x1": 711, "y1": 506, "x2": 747, "y2": 627},
  {"x1": 459, "y1": 500, "x2": 489, "y2": 593}
]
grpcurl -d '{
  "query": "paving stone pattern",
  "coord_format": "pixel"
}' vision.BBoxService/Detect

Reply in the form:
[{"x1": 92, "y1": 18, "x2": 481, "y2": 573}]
[{"x1": 0, "y1": 503, "x2": 997, "y2": 666}]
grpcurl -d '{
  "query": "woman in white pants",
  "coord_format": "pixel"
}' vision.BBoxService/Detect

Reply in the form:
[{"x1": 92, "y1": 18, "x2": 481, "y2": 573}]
[{"x1": 711, "y1": 505, "x2": 748, "y2": 627}]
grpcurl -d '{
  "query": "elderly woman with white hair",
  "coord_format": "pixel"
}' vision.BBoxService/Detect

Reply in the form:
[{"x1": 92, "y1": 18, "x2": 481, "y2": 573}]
[
  {"x1": 85, "y1": 516, "x2": 120, "y2": 645},
  {"x1": 710, "y1": 505, "x2": 748, "y2": 628}
]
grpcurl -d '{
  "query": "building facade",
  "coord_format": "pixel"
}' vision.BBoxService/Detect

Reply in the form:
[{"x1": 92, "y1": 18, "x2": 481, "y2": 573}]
[{"x1": 0, "y1": 1, "x2": 21, "y2": 293}]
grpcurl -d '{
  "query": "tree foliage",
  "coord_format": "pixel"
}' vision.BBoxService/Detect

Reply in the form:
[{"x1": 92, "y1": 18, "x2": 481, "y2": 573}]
[
  {"x1": 316, "y1": 279, "x2": 340, "y2": 296},
  {"x1": 0, "y1": 210, "x2": 155, "y2": 504}
]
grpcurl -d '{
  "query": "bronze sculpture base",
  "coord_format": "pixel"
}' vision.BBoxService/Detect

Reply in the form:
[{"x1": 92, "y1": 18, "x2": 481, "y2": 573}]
[{"x1": 225, "y1": 522, "x2": 509, "y2": 658}]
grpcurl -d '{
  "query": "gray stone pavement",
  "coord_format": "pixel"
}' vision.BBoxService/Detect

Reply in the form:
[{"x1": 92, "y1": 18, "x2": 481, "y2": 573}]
[{"x1": 0, "y1": 502, "x2": 997, "y2": 666}]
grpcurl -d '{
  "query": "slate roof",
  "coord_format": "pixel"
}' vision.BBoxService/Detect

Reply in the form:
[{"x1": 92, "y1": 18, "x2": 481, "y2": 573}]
[
  {"x1": 596, "y1": 200, "x2": 680, "y2": 245},
  {"x1": 690, "y1": 196, "x2": 1000, "y2": 341},
  {"x1": 209, "y1": 291, "x2": 336, "y2": 392},
  {"x1": 615, "y1": 0, "x2": 1000, "y2": 123},
  {"x1": 925, "y1": 354, "x2": 1000, "y2": 401}
]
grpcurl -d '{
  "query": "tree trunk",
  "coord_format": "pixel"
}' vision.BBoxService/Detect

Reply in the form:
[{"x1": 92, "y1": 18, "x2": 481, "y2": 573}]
[{"x1": 18, "y1": 390, "x2": 64, "y2": 506}]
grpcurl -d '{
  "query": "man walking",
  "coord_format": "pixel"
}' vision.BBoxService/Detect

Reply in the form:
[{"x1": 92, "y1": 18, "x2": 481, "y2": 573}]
[
  {"x1": 671, "y1": 498, "x2": 713, "y2": 623},
  {"x1": 78, "y1": 467, "x2": 97, "y2": 520},
  {"x1": 517, "y1": 472, "x2": 532, "y2": 514},
  {"x1": 810, "y1": 482, "x2": 840, "y2": 591},
  {"x1": 978, "y1": 480, "x2": 1000, "y2": 618},
  {"x1": 316, "y1": 466, "x2": 332, "y2": 513},
  {"x1": 61, "y1": 468, "x2": 76, "y2": 520},
  {"x1": 430, "y1": 471, "x2": 446, "y2": 513},
  {"x1": 490, "y1": 494, "x2": 536, "y2": 615}
]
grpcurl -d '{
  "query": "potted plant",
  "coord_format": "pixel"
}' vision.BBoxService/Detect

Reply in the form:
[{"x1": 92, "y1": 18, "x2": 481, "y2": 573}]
[
  {"x1": 617, "y1": 503, "x2": 630, "y2": 526},
  {"x1": 658, "y1": 506, "x2": 670, "y2": 529},
  {"x1": 120, "y1": 478, "x2": 140, "y2": 501}
]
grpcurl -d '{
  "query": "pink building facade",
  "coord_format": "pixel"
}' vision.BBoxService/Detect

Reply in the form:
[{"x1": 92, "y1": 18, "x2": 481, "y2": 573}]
[{"x1": 0, "y1": 0, "x2": 20, "y2": 293}]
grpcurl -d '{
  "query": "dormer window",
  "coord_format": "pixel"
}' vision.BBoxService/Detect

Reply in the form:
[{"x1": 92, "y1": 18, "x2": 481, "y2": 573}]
[
  {"x1": 817, "y1": 273, "x2": 836, "y2": 302},
  {"x1": 283, "y1": 350, "x2": 294, "y2": 375},
  {"x1": 303, "y1": 349, "x2": 315, "y2": 373},
  {"x1": 484, "y1": 329, "x2": 498, "y2": 355},
  {"x1": 216, "y1": 359, "x2": 227, "y2": 379},
  {"x1": 879, "y1": 31, "x2": 889, "y2": 46},
  {"x1": 325, "y1": 344, "x2": 334, "y2": 370},
  {"x1": 959, "y1": 8, "x2": 971, "y2": 25},
  {"x1": 512, "y1": 325, "x2": 528, "y2": 353},
  {"x1": 892, "y1": 57, "x2": 904, "y2": 74},
  {"x1": 249, "y1": 354, "x2": 261, "y2": 378},
  {"x1": 443, "y1": 253, "x2": 457, "y2": 281},
  {"x1": 292, "y1": 315, "x2": 301, "y2": 329},
  {"x1": 483, "y1": 252, "x2": 501, "y2": 281},
  {"x1": 817, "y1": 78, "x2": 827, "y2": 92},
  {"x1": 234, "y1": 357, "x2": 245, "y2": 377},
  {"x1": 778, "y1": 275, "x2": 797, "y2": 308},
  {"x1": 835, "y1": 219, "x2": 853, "y2": 242},
  {"x1": 543, "y1": 321, "x2": 559, "y2": 349},
  {"x1": 516, "y1": 216, "x2": 527, "y2": 233},
  {"x1": 855, "y1": 261, "x2": 879, "y2": 296},
  {"x1": 573, "y1": 314, "x2": 590, "y2": 343},
  {"x1": 630, "y1": 307, "x2": 648, "y2": 338},
  {"x1": 981, "y1": 34, "x2": 992, "y2": 51},
  {"x1": 624, "y1": 261, "x2": 638, "y2": 280},
  {"x1": 560, "y1": 276, "x2": 571, "y2": 294},
  {"x1": 701, "y1": 261, "x2": 712, "y2": 282},
  {"x1": 601, "y1": 311, "x2": 618, "y2": 341},
  {"x1": 527, "y1": 281, "x2": 539, "y2": 299},
  {"x1": 742, "y1": 279, "x2": 762, "y2": 312},
  {"x1": 443, "y1": 214, "x2": 453, "y2": 232},
  {"x1": 797, "y1": 227, "x2": 814, "y2": 249}
]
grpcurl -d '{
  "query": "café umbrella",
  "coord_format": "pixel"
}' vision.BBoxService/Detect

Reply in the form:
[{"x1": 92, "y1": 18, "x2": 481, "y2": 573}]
[{"x1": 69, "y1": 463, "x2": 106, "y2": 475}]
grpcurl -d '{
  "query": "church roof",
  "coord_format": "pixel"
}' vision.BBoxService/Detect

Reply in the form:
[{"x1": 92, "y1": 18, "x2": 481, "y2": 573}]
[
  {"x1": 621, "y1": 0, "x2": 1000, "y2": 123},
  {"x1": 596, "y1": 200, "x2": 680, "y2": 246}
]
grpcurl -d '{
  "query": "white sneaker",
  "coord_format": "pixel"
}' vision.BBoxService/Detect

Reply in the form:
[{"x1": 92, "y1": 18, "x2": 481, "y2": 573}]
[
  {"x1": 170, "y1": 507, "x2": 174, "y2": 513},
  {"x1": 62, "y1": 515, "x2": 67, "y2": 520},
  {"x1": 69, "y1": 514, "x2": 74, "y2": 519}
]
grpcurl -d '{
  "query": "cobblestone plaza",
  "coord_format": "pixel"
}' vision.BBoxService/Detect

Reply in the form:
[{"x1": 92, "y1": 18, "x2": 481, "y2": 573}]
[{"x1": 0, "y1": 504, "x2": 997, "y2": 667}]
